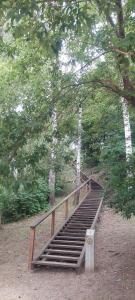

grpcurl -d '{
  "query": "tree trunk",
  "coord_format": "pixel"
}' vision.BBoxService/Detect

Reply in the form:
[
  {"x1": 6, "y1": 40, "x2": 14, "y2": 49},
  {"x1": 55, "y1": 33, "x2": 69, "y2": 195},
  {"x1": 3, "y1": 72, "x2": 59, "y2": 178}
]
[
  {"x1": 49, "y1": 109, "x2": 57, "y2": 205},
  {"x1": 75, "y1": 107, "x2": 82, "y2": 204},
  {"x1": 49, "y1": 169, "x2": 56, "y2": 205},
  {"x1": 121, "y1": 98, "x2": 132, "y2": 161},
  {"x1": 0, "y1": 212, "x2": 2, "y2": 229}
]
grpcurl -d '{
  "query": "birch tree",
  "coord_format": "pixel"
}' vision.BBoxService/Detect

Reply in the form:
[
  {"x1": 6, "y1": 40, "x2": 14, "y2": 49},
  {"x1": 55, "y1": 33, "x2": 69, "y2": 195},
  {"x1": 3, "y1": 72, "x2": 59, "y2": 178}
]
[
  {"x1": 75, "y1": 106, "x2": 82, "y2": 204},
  {"x1": 121, "y1": 98, "x2": 132, "y2": 161},
  {"x1": 49, "y1": 109, "x2": 57, "y2": 205},
  {"x1": 76, "y1": 107, "x2": 82, "y2": 187}
]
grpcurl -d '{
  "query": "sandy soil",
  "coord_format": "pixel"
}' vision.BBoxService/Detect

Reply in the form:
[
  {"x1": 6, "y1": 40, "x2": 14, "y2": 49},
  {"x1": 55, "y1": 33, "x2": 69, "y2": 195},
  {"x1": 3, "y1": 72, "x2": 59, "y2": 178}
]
[{"x1": 1, "y1": 208, "x2": 135, "y2": 300}]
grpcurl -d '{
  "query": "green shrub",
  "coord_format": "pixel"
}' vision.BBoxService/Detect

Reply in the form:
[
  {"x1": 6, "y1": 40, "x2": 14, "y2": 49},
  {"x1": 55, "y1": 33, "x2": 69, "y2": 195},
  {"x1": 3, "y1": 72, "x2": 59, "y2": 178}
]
[{"x1": 1, "y1": 176, "x2": 49, "y2": 223}]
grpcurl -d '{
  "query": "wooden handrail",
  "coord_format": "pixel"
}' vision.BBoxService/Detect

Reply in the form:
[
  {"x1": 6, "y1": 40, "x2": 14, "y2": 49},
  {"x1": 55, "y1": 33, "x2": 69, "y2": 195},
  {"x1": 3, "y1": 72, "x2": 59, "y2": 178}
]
[
  {"x1": 30, "y1": 178, "x2": 91, "y2": 229},
  {"x1": 28, "y1": 178, "x2": 91, "y2": 269},
  {"x1": 91, "y1": 196, "x2": 103, "y2": 230},
  {"x1": 71, "y1": 162, "x2": 89, "y2": 182}
]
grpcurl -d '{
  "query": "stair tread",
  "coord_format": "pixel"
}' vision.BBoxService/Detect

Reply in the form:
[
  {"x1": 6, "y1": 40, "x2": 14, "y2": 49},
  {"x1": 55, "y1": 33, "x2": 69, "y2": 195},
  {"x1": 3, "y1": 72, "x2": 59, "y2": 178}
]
[
  {"x1": 55, "y1": 235, "x2": 85, "y2": 240},
  {"x1": 41, "y1": 254, "x2": 79, "y2": 261},
  {"x1": 33, "y1": 260, "x2": 78, "y2": 267},
  {"x1": 59, "y1": 232, "x2": 85, "y2": 237},
  {"x1": 48, "y1": 244, "x2": 83, "y2": 249},
  {"x1": 44, "y1": 249, "x2": 81, "y2": 255},
  {"x1": 52, "y1": 240, "x2": 84, "y2": 245}
]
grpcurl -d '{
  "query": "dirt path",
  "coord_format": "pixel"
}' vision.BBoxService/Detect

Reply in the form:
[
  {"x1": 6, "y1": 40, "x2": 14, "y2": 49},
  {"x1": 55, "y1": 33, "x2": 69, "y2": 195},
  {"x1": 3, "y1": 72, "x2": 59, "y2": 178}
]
[{"x1": 1, "y1": 208, "x2": 135, "y2": 300}]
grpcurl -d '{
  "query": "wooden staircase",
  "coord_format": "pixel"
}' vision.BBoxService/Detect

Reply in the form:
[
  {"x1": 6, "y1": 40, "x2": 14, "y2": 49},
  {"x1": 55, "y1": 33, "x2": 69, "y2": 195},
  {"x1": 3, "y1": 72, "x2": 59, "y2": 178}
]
[{"x1": 29, "y1": 179, "x2": 103, "y2": 271}]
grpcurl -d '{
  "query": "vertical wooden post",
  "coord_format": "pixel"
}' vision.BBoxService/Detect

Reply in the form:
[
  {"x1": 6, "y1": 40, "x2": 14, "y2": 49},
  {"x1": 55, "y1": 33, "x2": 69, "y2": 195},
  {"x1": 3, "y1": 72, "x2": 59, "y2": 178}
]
[
  {"x1": 89, "y1": 180, "x2": 91, "y2": 192},
  {"x1": 74, "y1": 190, "x2": 80, "y2": 206},
  {"x1": 28, "y1": 227, "x2": 35, "y2": 270},
  {"x1": 65, "y1": 199, "x2": 68, "y2": 220},
  {"x1": 85, "y1": 182, "x2": 88, "y2": 194},
  {"x1": 0, "y1": 212, "x2": 2, "y2": 229},
  {"x1": 51, "y1": 210, "x2": 55, "y2": 236},
  {"x1": 85, "y1": 229, "x2": 95, "y2": 272}
]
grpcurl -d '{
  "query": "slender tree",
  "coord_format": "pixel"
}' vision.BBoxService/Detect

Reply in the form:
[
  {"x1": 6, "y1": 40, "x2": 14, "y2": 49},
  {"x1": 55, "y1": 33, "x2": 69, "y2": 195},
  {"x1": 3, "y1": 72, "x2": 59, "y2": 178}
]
[
  {"x1": 49, "y1": 108, "x2": 57, "y2": 205},
  {"x1": 121, "y1": 98, "x2": 132, "y2": 161}
]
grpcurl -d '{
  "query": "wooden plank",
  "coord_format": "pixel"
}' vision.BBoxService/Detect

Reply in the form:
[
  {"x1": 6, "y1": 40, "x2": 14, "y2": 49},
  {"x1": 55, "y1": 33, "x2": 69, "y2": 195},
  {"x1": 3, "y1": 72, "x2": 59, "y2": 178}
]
[
  {"x1": 32, "y1": 260, "x2": 78, "y2": 268},
  {"x1": 48, "y1": 244, "x2": 83, "y2": 249},
  {"x1": 65, "y1": 199, "x2": 68, "y2": 220},
  {"x1": 43, "y1": 249, "x2": 81, "y2": 255},
  {"x1": 66, "y1": 225, "x2": 90, "y2": 230},
  {"x1": 58, "y1": 232, "x2": 85, "y2": 237},
  {"x1": 62, "y1": 229, "x2": 86, "y2": 233},
  {"x1": 73, "y1": 213, "x2": 95, "y2": 217},
  {"x1": 70, "y1": 218, "x2": 94, "y2": 222},
  {"x1": 71, "y1": 216, "x2": 94, "y2": 219},
  {"x1": 67, "y1": 222, "x2": 92, "y2": 227},
  {"x1": 55, "y1": 236, "x2": 85, "y2": 240},
  {"x1": 52, "y1": 240, "x2": 84, "y2": 245},
  {"x1": 42, "y1": 254, "x2": 78, "y2": 261},
  {"x1": 51, "y1": 210, "x2": 55, "y2": 236},
  {"x1": 63, "y1": 227, "x2": 86, "y2": 231}
]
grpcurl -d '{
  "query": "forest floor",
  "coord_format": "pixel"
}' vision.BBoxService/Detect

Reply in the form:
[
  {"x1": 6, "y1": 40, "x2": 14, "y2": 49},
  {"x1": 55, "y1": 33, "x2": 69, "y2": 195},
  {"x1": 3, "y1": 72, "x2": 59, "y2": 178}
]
[{"x1": 1, "y1": 207, "x2": 135, "y2": 300}]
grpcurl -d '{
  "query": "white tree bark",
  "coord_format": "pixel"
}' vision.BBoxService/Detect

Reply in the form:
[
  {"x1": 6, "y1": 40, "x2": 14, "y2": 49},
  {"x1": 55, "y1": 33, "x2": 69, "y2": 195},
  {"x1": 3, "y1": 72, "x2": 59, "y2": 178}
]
[
  {"x1": 76, "y1": 107, "x2": 82, "y2": 187},
  {"x1": 49, "y1": 109, "x2": 57, "y2": 205},
  {"x1": 75, "y1": 107, "x2": 82, "y2": 204},
  {"x1": 121, "y1": 98, "x2": 132, "y2": 161}
]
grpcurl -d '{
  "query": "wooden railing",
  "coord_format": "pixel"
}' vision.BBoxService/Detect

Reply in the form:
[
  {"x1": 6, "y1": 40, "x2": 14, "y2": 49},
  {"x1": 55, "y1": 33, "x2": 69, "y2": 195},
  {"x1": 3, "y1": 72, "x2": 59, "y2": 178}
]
[
  {"x1": 28, "y1": 178, "x2": 91, "y2": 269},
  {"x1": 71, "y1": 162, "x2": 89, "y2": 182}
]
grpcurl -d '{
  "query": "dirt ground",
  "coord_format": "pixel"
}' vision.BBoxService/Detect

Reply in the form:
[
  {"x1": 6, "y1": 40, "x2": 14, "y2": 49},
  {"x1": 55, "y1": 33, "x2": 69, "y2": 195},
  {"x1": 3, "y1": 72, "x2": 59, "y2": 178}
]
[{"x1": 1, "y1": 208, "x2": 135, "y2": 300}]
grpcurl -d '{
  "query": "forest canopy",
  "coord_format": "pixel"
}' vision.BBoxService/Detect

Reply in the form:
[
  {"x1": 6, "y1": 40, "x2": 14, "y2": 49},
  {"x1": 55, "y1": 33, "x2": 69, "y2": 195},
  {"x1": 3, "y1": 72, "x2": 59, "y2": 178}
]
[{"x1": 0, "y1": 0, "x2": 135, "y2": 222}]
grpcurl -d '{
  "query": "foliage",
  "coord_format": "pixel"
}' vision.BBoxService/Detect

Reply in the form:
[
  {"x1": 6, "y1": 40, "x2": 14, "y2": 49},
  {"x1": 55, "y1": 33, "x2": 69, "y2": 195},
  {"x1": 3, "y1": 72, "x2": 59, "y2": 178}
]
[{"x1": 0, "y1": 0, "x2": 135, "y2": 222}]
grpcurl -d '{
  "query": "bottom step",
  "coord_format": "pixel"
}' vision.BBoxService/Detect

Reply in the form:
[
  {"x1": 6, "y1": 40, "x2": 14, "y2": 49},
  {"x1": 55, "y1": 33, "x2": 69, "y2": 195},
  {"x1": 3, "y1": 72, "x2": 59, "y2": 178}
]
[{"x1": 33, "y1": 260, "x2": 78, "y2": 268}]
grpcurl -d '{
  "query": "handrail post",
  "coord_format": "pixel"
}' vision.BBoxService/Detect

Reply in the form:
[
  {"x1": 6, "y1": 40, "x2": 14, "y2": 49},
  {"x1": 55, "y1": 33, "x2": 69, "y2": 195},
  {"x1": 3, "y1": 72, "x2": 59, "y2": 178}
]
[
  {"x1": 85, "y1": 229, "x2": 95, "y2": 272},
  {"x1": 65, "y1": 198, "x2": 68, "y2": 219},
  {"x1": 88, "y1": 180, "x2": 91, "y2": 192},
  {"x1": 85, "y1": 182, "x2": 88, "y2": 194},
  {"x1": 28, "y1": 227, "x2": 36, "y2": 270},
  {"x1": 74, "y1": 190, "x2": 80, "y2": 206},
  {"x1": 51, "y1": 210, "x2": 55, "y2": 236}
]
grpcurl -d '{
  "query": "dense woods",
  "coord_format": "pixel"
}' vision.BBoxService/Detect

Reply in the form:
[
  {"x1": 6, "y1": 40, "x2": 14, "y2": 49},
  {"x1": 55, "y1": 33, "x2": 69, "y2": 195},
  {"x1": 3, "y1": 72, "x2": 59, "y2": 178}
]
[{"x1": 0, "y1": 0, "x2": 135, "y2": 223}]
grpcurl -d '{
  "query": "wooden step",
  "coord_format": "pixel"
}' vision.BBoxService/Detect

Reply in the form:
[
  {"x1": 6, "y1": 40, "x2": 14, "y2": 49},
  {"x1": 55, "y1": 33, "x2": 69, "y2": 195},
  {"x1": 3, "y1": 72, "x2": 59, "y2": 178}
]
[
  {"x1": 68, "y1": 222, "x2": 92, "y2": 227},
  {"x1": 70, "y1": 218, "x2": 93, "y2": 222},
  {"x1": 69, "y1": 218, "x2": 93, "y2": 222},
  {"x1": 71, "y1": 217, "x2": 93, "y2": 220},
  {"x1": 48, "y1": 244, "x2": 83, "y2": 250},
  {"x1": 63, "y1": 227, "x2": 86, "y2": 231},
  {"x1": 33, "y1": 260, "x2": 78, "y2": 268},
  {"x1": 77, "y1": 209, "x2": 97, "y2": 212},
  {"x1": 52, "y1": 240, "x2": 84, "y2": 245},
  {"x1": 66, "y1": 225, "x2": 90, "y2": 229},
  {"x1": 61, "y1": 230, "x2": 86, "y2": 235},
  {"x1": 41, "y1": 254, "x2": 78, "y2": 261},
  {"x1": 43, "y1": 249, "x2": 81, "y2": 255},
  {"x1": 76, "y1": 210, "x2": 92, "y2": 212},
  {"x1": 72, "y1": 214, "x2": 95, "y2": 218},
  {"x1": 58, "y1": 232, "x2": 85, "y2": 237},
  {"x1": 55, "y1": 235, "x2": 85, "y2": 240}
]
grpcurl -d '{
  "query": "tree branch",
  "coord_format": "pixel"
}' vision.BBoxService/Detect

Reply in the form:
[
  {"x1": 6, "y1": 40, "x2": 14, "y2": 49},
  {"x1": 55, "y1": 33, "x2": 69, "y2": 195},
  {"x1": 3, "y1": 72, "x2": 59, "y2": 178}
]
[
  {"x1": 115, "y1": 0, "x2": 125, "y2": 38},
  {"x1": 111, "y1": 47, "x2": 135, "y2": 57}
]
